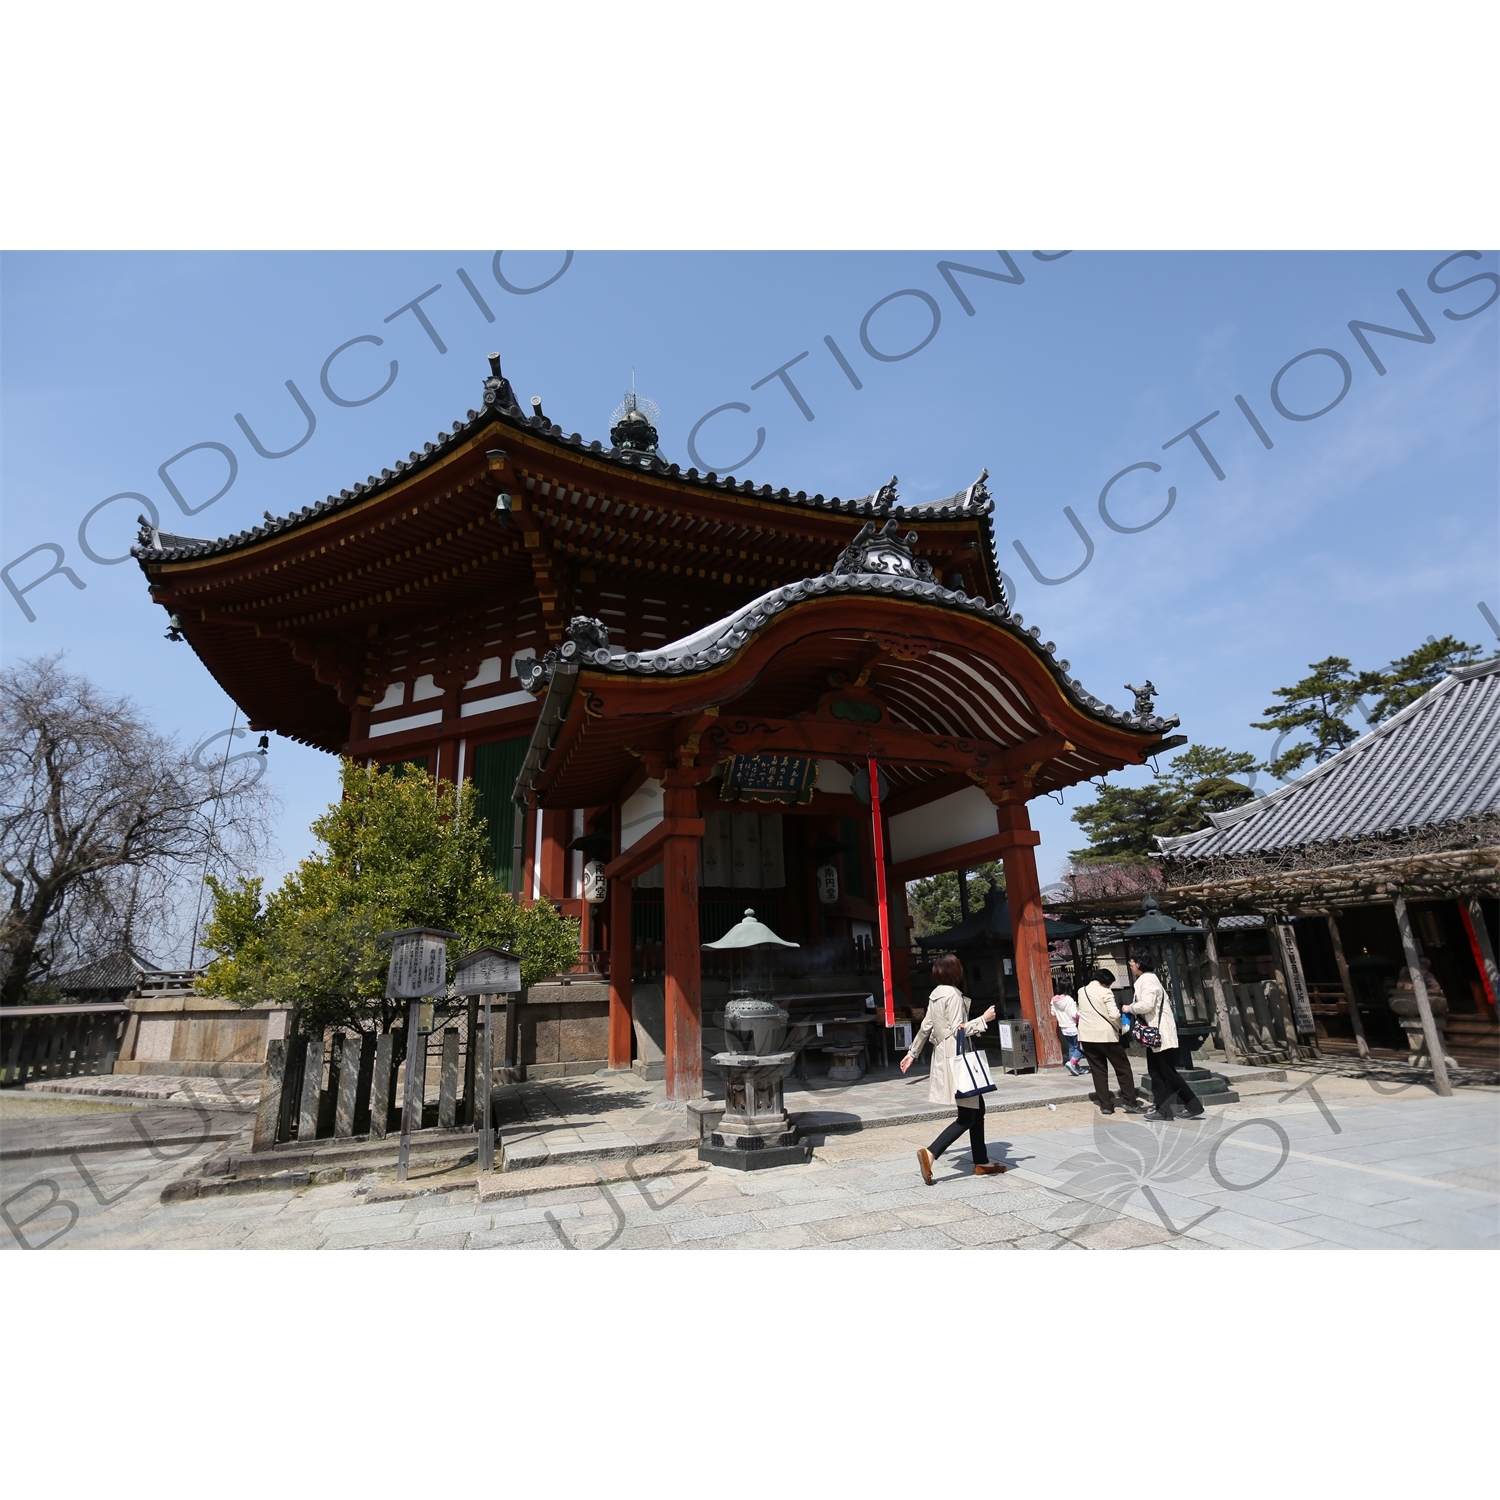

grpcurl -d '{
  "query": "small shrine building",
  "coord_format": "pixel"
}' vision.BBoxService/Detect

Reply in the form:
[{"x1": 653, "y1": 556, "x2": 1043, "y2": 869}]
[{"x1": 135, "y1": 357, "x2": 1182, "y2": 1099}]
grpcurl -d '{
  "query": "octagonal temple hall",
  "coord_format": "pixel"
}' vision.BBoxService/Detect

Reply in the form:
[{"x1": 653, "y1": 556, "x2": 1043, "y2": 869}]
[{"x1": 135, "y1": 356, "x2": 1181, "y2": 1099}]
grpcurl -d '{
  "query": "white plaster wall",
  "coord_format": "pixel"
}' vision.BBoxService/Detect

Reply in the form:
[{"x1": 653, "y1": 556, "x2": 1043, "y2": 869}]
[
  {"x1": 620, "y1": 779, "x2": 664, "y2": 850},
  {"x1": 465, "y1": 656, "x2": 503, "y2": 687},
  {"x1": 888, "y1": 785, "x2": 998, "y2": 864},
  {"x1": 816, "y1": 759, "x2": 854, "y2": 795}
]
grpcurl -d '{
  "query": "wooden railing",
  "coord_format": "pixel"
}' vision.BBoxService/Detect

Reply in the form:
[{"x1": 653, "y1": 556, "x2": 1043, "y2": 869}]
[{"x1": 0, "y1": 1003, "x2": 130, "y2": 1086}]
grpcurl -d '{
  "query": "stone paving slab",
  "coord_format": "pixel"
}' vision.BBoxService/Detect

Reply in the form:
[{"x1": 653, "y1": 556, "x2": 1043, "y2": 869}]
[
  {"x1": 0, "y1": 1106, "x2": 249, "y2": 1160},
  {"x1": 22, "y1": 1074, "x2": 261, "y2": 1109},
  {"x1": 487, "y1": 1060, "x2": 1295, "y2": 1174},
  {"x1": 4, "y1": 1074, "x2": 1494, "y2": 1253}
]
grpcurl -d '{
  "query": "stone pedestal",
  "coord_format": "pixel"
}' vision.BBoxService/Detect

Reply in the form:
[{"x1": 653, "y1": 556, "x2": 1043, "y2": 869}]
[
  {"x1": 1391, "y1": 991, "x2": 1458, "y2": 1068},
  {"x1": 631, "y1": 984, "x2": 667, "y2": 1081},
  {"x1": 700, "y1": 1048, "x2": 811, "y2": 1169},
  {"x1": 1137, "y1": 1065, "x2": 1240, "y2": 1109},
  {"x1": 698, "y1": 988, "x2": 811, "y2": 1170},
  {"x1": 826, "y1": 1045, "x2": 863, "y2": 1081}
]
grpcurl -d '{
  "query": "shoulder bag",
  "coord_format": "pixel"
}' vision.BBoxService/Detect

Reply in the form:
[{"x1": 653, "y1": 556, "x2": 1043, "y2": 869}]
[
  {"x1": 1132, "y1": 987, "x2": 1163, "y2": 1050},
  {"x1": 951, "y1": 1028, "x2": 996, "y2": 1098}
]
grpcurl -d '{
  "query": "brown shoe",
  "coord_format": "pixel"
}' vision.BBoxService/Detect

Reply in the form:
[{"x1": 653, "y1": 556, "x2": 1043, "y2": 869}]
[
  {"x1": 973, "y1": 1162, "x2": 1006, "y2": 1175},
  {"x1": 917, "y1": 1148, "x2": 935, "y2": 1185}
]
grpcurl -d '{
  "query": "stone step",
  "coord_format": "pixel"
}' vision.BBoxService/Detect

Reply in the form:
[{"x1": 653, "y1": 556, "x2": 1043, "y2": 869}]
[
  {"x1": 243, "y1": 1125, "x2": 480, "y2": 1173},
  {"x1": 162, "y1": 1147, "x2": 481, "y2": 1202},
  {"x1": 1142, "y1": 1071, "x2": 1233, "y2": 1096},
  {"x1": 499, "y1": 1125, "x2": 698, "y2": 1172}
]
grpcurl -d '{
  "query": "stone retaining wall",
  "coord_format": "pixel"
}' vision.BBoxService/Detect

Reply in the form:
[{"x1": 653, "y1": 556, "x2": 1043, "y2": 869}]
[{"x1": 114, "y1": 994, "x2": 291, "y2": 1079}]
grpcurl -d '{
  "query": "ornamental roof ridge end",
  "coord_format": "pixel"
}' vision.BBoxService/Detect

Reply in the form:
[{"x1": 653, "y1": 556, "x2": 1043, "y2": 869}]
[{"x1": 132, "y1": 359, "x2": 1002, "y2": 566}]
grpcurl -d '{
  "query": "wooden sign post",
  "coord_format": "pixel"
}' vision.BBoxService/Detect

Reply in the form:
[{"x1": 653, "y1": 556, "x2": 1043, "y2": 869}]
[
  {"x1": 453, "y1": 946, "x2": 522, "y2": 1173},
  {"x1": 381, "y1": 927, "x2": 458, "y2": 1181}
]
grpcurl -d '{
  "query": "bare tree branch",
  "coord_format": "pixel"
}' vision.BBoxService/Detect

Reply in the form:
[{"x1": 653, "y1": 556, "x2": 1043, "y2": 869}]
[{"x1": 0, "y1": 654, "x2": 277, "y2": 1000}]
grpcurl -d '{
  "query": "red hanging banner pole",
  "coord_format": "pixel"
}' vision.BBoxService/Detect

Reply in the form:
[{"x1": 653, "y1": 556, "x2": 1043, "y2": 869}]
[
  {"x1": 867, "y1": 757, "x2": 896, "y2": 1029},
  {"x1": 1459, "y1": 902, "x2": 1497, "y2": 1015}
]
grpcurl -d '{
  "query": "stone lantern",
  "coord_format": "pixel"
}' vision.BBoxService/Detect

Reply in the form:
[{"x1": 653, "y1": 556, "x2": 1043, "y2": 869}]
[{"x1": 699, "y1": 908, "x2": 812, "y2": 1171}]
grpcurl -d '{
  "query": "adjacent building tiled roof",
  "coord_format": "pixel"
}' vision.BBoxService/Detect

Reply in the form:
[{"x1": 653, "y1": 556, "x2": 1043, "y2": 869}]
[
  {"x1": 1158, "y1": 657, "x2": 1500, "y2": 861},
  {"x1": 49, "y1": 952, "x2": 145, "y2": 995}
]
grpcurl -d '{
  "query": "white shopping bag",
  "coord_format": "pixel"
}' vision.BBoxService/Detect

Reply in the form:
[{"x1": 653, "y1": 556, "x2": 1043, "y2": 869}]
[{"x1": 952, "y1": 1032, "x2": 996, "y2": 1098}]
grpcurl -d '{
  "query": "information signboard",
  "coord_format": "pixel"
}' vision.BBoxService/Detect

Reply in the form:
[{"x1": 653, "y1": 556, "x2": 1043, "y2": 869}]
[
  {"x1": 453, "y1": 947, "x2": 522, "y2": 996},
  {"x1": 381, "y1": 927, "x2": 458, "y2": 999}
]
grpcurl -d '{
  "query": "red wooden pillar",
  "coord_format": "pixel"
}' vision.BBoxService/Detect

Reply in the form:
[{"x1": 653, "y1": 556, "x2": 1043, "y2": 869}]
[
  {"x1": 662, "y1": 781, "x2": 703, "y2": 1100},
  {"x1": 539, "y1": 810, "x2": 568, "y2": 902},
  {"x1": 608, "y1": 876, "x2": 634, "y2": 1069},
  {"x1": 996, "y1": 802, "x2": 1063, "y2": 1068}
]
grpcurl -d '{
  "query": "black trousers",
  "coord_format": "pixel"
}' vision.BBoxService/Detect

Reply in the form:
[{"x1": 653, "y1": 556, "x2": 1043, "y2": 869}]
[
  {"x1": 1147, "y1": 1047, "x2": 1202, "y2": 1116},
  {"x1": 929, "y1": 1095, "x2": 987, "y2": 1164},
  {"x1": 1081, "y1": 1041, "x2": 1141, "y2": 1109}
]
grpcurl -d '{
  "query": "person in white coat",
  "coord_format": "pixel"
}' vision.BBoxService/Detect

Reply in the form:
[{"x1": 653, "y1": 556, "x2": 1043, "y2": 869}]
[
  {"x1": 1051, "y1": 991, "x2": 1085, "y2": 1075},
  {"x1": 1124, "y1": 954, "x2": 1205, "y2": 1121},
  {"x1": 1077, "y1": 968, "x2": 1146, "y2": 1115},
  {"x1": 902, "y1": 953, "x2": 1002, "y2": 1183}
]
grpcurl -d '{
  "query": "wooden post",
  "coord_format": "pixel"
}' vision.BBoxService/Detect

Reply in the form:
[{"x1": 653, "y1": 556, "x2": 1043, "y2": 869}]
[
  {"x1": 867, "y1": 757, "x2": 896, "y2": 1027},
  {"x1": 438, "y1": 1028, "x2": 461, "y2": 1128},
  {"x1": 477, "y1": 996, "x2": 495, "y2": 1172},
  {"x1": 1202, "y1": 917, "x2": 1241, "y2": 1064},
  {"x1": 1461, "y1": 898, "x2": 1498, "y2": 1014},
  {"x1": 334, "y1": 1033, "x2": 362, "y2": 1136},
  {"x1": 461, "y1": 996, "x2": 479, "y2": 1125},
  {"x1": 298, "y1": 1036, "x2": 324, "y2": 1142},
  {"x1": 609, "y1": 875, "x2": 634, "y2": 1069},
  {"x1": 397, "y1": 1003, "x2": 421, "y2": 1181},
  {"x1": 252, "y1": 1038, "x2": 287, "y2": 1153},
  {"x1": 662, "y1": 782, "x2": 703, "y2": 1101},
  {"x1": 994, "y1": 803, "x2": 1062, "y2": 1067},
  {"x1": 1324, "y1": 909, "x2": 1370, "y2": 1058},
  {"x1": 1392, "y1": 893, "x2": 1453, "y2": 1097},
  {"x1": 369, "y1": 1032, "x2": 394, "y2": 1139}
]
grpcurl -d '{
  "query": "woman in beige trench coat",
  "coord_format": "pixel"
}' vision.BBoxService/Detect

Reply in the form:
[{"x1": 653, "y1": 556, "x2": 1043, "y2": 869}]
[{"x1": 901, "y1": 953, "x2": 1003, "y2": 1183}]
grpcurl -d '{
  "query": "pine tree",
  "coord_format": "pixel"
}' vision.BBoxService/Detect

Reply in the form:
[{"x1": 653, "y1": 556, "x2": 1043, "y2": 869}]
[
  {"x1": 908, "y1": 862, "x2": 1005, "y2": 936},
  {"x1": 1251, "y1": 656, "x2": 1370, "y2": 779},
  {"x1": 1365, "y1": 636, "x2": 1483, "y2": 722},
  {"x1": 1068, "y1": 744, "x2": 1257, "y2": 863}
]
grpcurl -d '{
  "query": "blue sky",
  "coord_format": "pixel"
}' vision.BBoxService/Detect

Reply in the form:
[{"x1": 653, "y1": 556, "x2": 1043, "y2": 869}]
[{"x1": 3, "y1": 250, "x2": 1496, "y2": 914}]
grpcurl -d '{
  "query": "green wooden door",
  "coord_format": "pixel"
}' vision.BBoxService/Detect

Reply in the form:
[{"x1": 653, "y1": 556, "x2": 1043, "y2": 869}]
[{"x1": 470, "y1": 737, "x2": 529, "y2": 887}]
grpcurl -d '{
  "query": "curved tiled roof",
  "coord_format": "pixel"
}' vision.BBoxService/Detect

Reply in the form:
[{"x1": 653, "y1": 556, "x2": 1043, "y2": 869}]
[
  {"x1": 132, "y1": 368, "x2": 999, "y2": 570},
  {"x1": 520, "y1": 569, "x2": 1180, "y2": 736},
  {"x1": 1159, "y1": 656, "x2": 1500, "y2": 860}
]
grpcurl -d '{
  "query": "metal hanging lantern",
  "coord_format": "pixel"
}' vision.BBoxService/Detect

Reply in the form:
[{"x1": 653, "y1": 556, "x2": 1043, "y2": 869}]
[{"x1": 1123, "y1": 896, "x2": 1210, "y2": 1041}]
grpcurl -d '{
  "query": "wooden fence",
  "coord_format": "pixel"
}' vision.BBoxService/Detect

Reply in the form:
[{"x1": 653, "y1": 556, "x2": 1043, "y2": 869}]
[
  {"x1": 1, "y1": 1003, "x2": 130, "y2": 1086},
  {"x1": 259, "y1": 1012, "x2": 486, "y2": 1149}
]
